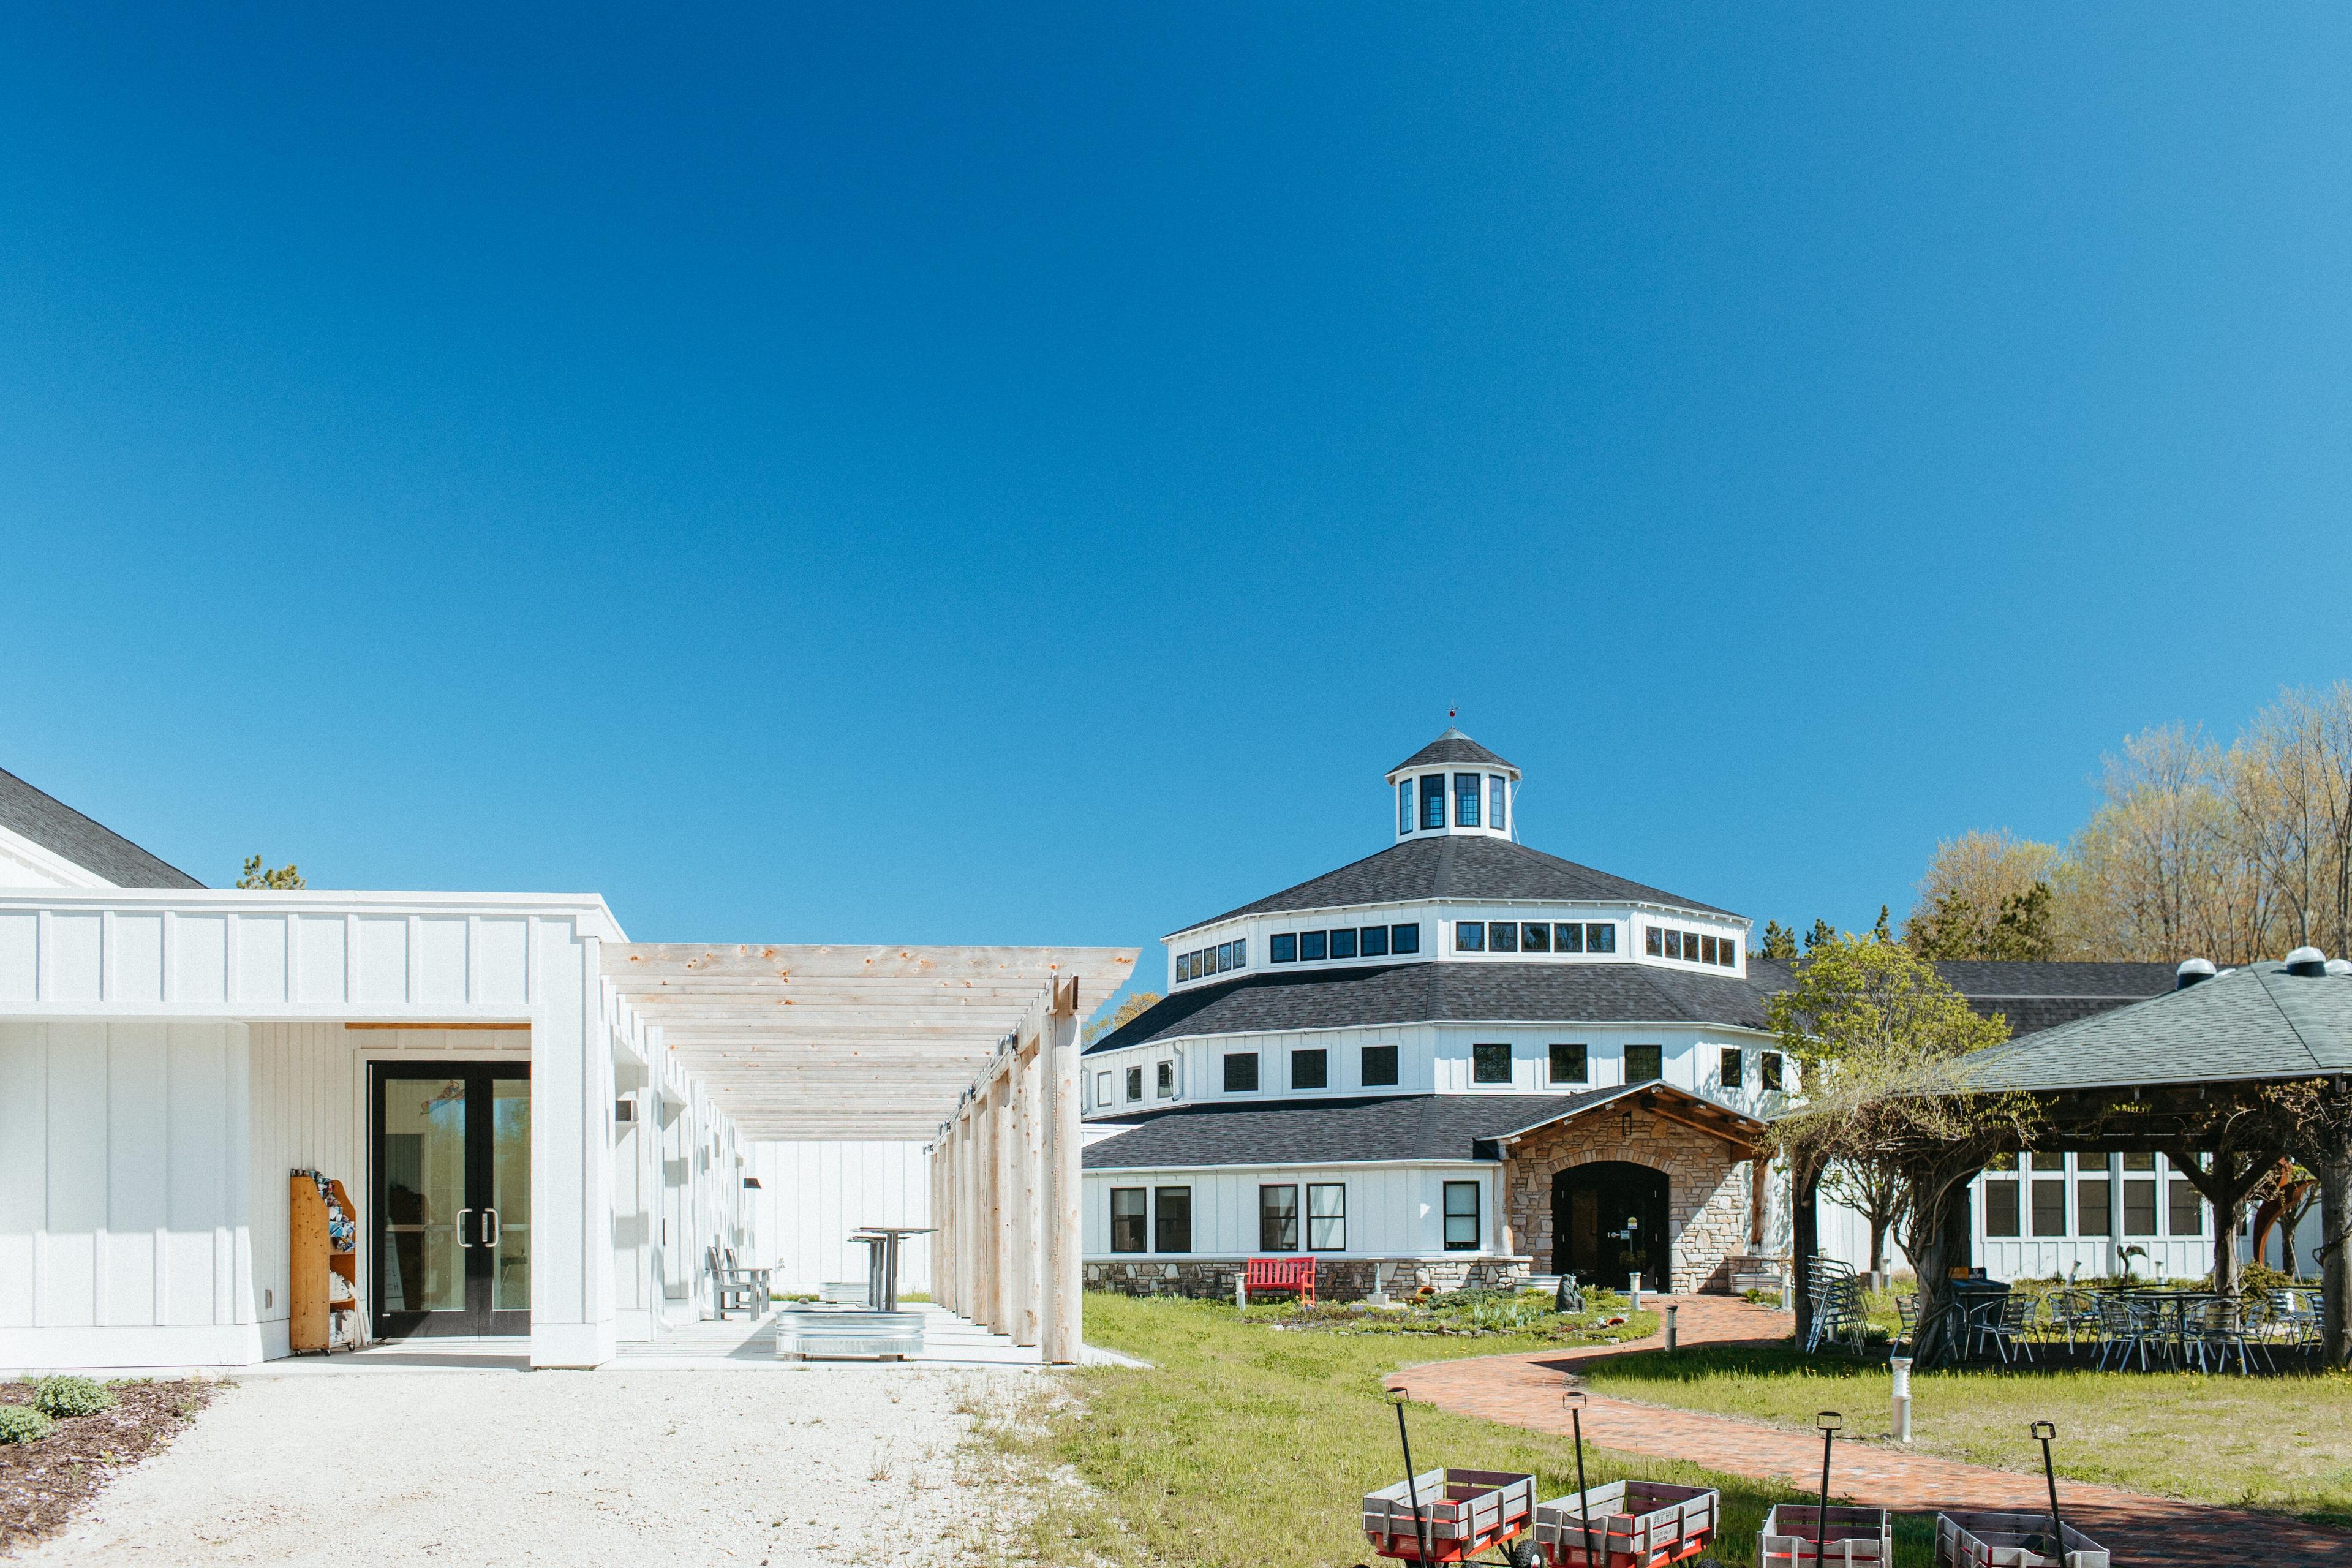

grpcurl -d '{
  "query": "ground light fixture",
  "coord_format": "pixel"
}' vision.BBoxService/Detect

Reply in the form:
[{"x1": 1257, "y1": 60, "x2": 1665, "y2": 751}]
[
  {"x1": 1561, "y1": 1389, "x2": 1596, "y2": 1568},
  {"x1": 1814, "y1": 1409, "x2": 1844, "y2": 1560}
]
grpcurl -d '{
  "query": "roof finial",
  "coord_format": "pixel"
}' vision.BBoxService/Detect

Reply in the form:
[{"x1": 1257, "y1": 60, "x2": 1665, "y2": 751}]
[{"x1": 1447, "y1": 703, "x2": 1457, "y2": 720}]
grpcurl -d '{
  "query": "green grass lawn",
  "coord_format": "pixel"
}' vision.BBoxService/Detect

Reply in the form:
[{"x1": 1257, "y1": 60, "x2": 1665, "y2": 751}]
[
  {"x1": 1580, "y1": 1344, "x2": 2352, "y2": 1527},
  {"x1": 976, "y1": 1292, "x2": 1945, "y2": 1567}
]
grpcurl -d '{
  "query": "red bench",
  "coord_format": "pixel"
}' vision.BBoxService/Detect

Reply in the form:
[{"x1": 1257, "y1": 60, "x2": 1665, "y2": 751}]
[{"x1": 1243, "y1": 1256, "x2": 1316, "y2": 1306}]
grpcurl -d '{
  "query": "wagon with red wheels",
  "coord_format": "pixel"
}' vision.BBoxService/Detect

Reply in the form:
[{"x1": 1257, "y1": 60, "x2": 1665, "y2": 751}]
[
  {"x1": 1534, "y1": 1480, "x2": 1719, "y2": 1568},
  {"x1": 1360, "y1": 1468, "x2": 1538, "y2": 1564}
]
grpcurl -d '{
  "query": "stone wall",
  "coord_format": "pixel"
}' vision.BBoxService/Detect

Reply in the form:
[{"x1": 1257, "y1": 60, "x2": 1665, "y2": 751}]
[
  {"x1": 1084, "y1": 1255, "x2": 1531, "y2": 1302},
  {"x1": 1502, "y1": 1106, "x2": 1756, "y2": 1295}
]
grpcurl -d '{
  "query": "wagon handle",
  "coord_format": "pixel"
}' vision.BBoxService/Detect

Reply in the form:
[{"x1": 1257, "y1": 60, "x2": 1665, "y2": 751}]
[
  {"x1": 2030, "y1": 1420, "x2": 2065, "y2": 1558},
  {"x1": 1563, "y1": 1390, "x2": 1596, "y2": 1568},
  {"x1": 1814, "y1": 1411, "x2": 1842, "y2": 1566},
  {"x1": 1390, "y1": 1389, "x2": 1432, "y2": 1568}
]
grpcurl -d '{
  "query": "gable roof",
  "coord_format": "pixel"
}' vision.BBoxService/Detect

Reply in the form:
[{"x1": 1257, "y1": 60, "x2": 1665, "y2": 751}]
[
  {"x1": 1388, "y1": 728, "x2": 1520, "y2": 779},
  {"x1": 0, "y1": 767, "x2": 203, "y2": 889},
  {"x1": 1181, "y1": 832, "x2": 1735, "y2": 935},
  {"x1": 1964, "y1": 961, "x2": 2352, "y2": 1093},
  {"x1": 1085, "y1": 959, "x2": 1776, "y2": 1055},
  {"x1": 1083, "y1": 1091, "x2": 1608, "y2": 1169}
]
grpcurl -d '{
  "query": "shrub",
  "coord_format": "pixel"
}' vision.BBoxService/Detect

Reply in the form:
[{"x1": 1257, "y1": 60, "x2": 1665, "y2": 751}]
[
  {"x1": 32, "y1": 1374, "x2": 115, "y2": 1419},
  {"x1": 0, "y1": 1405, "x2": 54, "y2": 1444}
]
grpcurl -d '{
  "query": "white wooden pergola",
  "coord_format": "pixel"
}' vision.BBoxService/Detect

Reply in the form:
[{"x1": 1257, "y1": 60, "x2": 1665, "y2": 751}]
[{"x1": 604, "y1": 942, "x2": 1137, "y2": 1361}]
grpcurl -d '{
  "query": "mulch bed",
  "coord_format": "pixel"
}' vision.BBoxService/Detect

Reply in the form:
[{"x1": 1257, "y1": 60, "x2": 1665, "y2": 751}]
[{"x1": 0, "y1": 1379, "x2": 220, "y2": 1553}]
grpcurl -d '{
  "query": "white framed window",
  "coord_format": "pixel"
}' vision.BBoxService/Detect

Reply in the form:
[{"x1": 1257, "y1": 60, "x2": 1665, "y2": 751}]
[{"x1": 1308, "y1": 1183, "x2": 1346, "y2": 1251}]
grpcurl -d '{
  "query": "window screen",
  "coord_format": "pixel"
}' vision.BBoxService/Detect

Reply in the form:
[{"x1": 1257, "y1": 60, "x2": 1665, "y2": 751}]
[
  {"x1": 1549, "y1": 1043, "x2": 1587, "y2": 1084},
  {"x1": 1154, "y1": 1187, "x2": 1191, "y2": 1253},
  {"x1": 2031, "y1": 1175, "x2": 2067, "y2": 1237},
  {"x1": 1624, "y1": 1044, "x2": 1662, "y2": 1083},
  {"x1": 1110, "y1": 1188, "x2": 1146, "y2": 1252},
  {"x1": 2168, "y1": 1177, "x2": 2203, "y2": 1236},
  {"x1": 2076, "y1": 1169, "x2": 2112, "y2": 1236},
  {"x1": 1983, "y1": 1179, "x2": 2021, "y2": 1237},
  {"x1": 1308, "y1": 1183, "x2": 1346, "y2": 1251},
  {"x1": 1223, "y1": 1052, "x2": 1259, "y2": 1093},
  {"x1": 1472, "y1": 1043, "x2": 1512, "y2": 1084},
  {"x1": 1442, "y1": 1181, "x2": 1480, "y2": 1250},
  {"x1": 1361, "y1": 1044, "x2": 1399, "y2": 1086},
  {"x1": 1719, "y1": 1047, "x2": 1743, "y2": 1089},
  {"x1": 1259, "y1": 1184, "x2": 1299, "y2": 1251},
  {"x1": 1291, "y1": 1047, "x2": 1328, "y2": 1090},
  {"x1": 2122, "y1": 1153, "x2": 2158, "y2": 1235}
]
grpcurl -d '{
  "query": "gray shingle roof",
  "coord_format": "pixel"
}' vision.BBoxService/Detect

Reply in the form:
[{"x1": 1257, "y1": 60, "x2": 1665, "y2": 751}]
[
  {"x1": 1964, "y1": 962, "x2": 2352, "y2": 1091},
  {"x1": 1183, "y1": 833, "x2": 1735, "y2": 934},
  {"x1": 1389, "y1": 728, "x2": 1520, "y2": 778},
  {"x1": 1085, "y1": 959, "x2": 1777, "y2": 1055},
  {"x1": 0, "y1": 767, "x2": 203, "y2": 889},
  {"x1": 1082, "y1": 1090, "x2": 1617, "y2": 1169}
]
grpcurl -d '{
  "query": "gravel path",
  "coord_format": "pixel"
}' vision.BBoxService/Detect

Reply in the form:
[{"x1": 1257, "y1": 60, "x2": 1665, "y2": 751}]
[{"x1": 15, "y1": 1366, "x2": 1028, "y2": 1566}]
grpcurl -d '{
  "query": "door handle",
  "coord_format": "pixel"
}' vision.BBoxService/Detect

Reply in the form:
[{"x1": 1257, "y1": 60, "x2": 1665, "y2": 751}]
[
  {"x1": 483, "y1": 1208, "x2": 500, "y2": 1248},
  {"x1": 456, "y1": 1207, "x2": 475, "y2": 1248}
]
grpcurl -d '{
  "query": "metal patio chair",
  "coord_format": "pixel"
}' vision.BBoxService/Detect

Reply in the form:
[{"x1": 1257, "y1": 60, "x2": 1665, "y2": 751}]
[
  {"x1": 2191, "y1": 1298, "x2": 2272, "y2": 1376},
  {"x1": 2094, "y1": 1292, "x2": 2155, "y2": 1371},
  {"x1": 2044, "y1": 1288, "x2": 2099, "y2": 1352},
  {"x1": 1968, "y1": 1292, "x2": 2038, "y2": 1366}
]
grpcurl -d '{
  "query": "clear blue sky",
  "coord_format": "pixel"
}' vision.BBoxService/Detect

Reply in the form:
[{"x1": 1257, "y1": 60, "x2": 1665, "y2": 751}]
[{"x1": 4, "y1": 8, "x2": 2348, "y2": 1001}]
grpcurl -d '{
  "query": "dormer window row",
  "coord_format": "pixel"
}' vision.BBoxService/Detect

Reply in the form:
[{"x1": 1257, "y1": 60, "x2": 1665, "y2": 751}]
[
  {"x1": 1455, "y1": 921, "x2": 1618, "y2": 955},
  {"x1": 1396, "y1": 771, "x2": 1510, "y2": 835},
  {"x1": 1268, "y1": 923, "x2": 1421, "y2": 965},
  {"x1": 1643, "y1": 925, "x2": 1736, "y2": 967},
  {"x1": 1177, "y1": 938, "x2": 1247, "y2": 983}
]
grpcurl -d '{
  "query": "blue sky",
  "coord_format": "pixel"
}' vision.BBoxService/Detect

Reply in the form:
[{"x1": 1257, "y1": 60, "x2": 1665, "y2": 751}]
[{"x1": 4, "y1": 7, "x2": 2348, "y2": 1006}]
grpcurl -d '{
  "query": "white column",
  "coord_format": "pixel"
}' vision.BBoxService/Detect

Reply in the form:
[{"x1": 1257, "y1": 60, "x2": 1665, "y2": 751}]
[
  {"x1": 1013, "y1": 1038, "x2": 1042, "y2": 1347},
  {"x1": 1042, "y1": 983, "x2": 1083, "y2": 1364},
  {"x1": 531, "y1": 923, "x2": 617, "y2": 1368}
]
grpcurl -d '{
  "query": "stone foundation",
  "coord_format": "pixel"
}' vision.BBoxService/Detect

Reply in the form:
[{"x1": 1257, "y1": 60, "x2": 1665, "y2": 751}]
[
  {"x1": 1502, "y1": 1104, "x2": 1758, "y2": 1295},
  {"x1": 1084, "y1": 1256, "x2": 1531, "y2": 1302}
]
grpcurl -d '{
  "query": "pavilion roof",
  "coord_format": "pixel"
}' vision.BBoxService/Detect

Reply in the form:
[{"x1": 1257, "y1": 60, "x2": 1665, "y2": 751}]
[{"x1": 1964, "y1": 960, "x2": 2352, "y2": 1094}]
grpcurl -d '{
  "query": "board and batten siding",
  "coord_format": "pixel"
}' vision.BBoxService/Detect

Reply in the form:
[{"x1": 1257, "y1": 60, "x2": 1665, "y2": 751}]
[
  {"x1": 1081, "y1": 1163, "x2": 1500, "y2": 1259},
  {"x1": 747, "y1": 1140, "x2": 931, "y2": 1294}
]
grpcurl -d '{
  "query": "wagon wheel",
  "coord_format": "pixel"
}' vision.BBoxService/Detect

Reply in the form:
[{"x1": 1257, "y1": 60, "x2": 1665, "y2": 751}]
[{"x1": 1503, "y1": 1540, "x2": 1539, "y2": 1568}]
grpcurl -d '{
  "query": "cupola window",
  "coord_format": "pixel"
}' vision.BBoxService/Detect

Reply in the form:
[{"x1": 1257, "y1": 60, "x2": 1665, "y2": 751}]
[
  {"x1": 1454, "y1": 772, "x2": 1481, "y2": 827},
  {"x1": 1490, "y1": 775, "x2": 1507, "y2": 832},
  {"x1": 1398, "y1": 780, "x2": 1412, "y2": 834},
  {"x1": 1420, "y1": 775, "x2": 1447, "y2": 830}
]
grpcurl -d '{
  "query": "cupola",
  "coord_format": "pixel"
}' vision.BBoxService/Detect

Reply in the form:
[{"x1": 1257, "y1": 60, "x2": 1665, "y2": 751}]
[{"x1": 1385, "y1": 728, "x2": 1520, "y2": 841}]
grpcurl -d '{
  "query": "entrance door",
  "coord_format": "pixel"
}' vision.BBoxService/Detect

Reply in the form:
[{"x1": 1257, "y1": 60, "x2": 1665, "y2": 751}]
[
  {"x1": 1552, "y1": 1161, "x2": 1670, "y2": 1292},
  {"x1": 372, "y1": 1063, "x2": 532, "y2": 1338}
]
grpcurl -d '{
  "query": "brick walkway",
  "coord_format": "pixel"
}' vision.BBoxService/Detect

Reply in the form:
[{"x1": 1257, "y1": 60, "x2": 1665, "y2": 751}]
[{"x1": 1386, "y1": 1294, "x2": 2350, "y2": 1567}]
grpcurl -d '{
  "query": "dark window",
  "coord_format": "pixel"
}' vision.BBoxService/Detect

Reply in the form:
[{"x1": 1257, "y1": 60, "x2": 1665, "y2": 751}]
[
  {"x1": 2168, "y1": 1177, "x2": 2203, "y2": 1236},
  {"x1": 1489, "y1": 921, "x2": 1518, "y2": 953},
  {"x1": 1330, "y1": 927, "x2": 1357, "y2": 959},
  {"x1": 1308, "y1": 1183, "x2": 1346, "y2": 1251},
  {"x1": 1548, "y1": 1042, "x2": 1587, "y2": 1084},
  {"x1": 1455, "y1": 772, "x2": 1480, "y2": 827},
  {"x1": 1717, "y1": 939, "x2": 1735, "y2": 968},
  {"x1": 1216, "y1": 942, "x2": 1232, "y2": 973},
  {"x1": 1299, "y1": 930, "x2": 1328, "y2": 962},
  {"x1": 1521, "y1": 922, "x2": 1549, "y2": 952},
  {"x1": 1665, "y1": 930, "x2": 1683, "y2": 960},
  {"x1": 1455, "y1": 921, "x2": 1485, "y2": 952},
  {"x1": 1588, "y1": 923, "x2": 1615, "y2": 954},
  {"x1": 1625, "y1": 1044, "x2": 1662, "y2": 1083},
  {"x1": 1235, "y1": 938, "x2": 1248, "y2": 968},
  {"x1": 1270, "y1": 933, "x2": 1297, "y2": 964},
  {"x1": 1291, "y1": 1048, "x2": 1328, "y2": 1090},
  {"x1": 2032, "y1": 1175, "x2": 2068, "y2": 1237},
  {"x1": 1223, "y1": 1052, "x2": 1259, "y2": 1093},
  {"x1": 1984, "y1": 1179, "x2": 2020, "y2": 1238},
  {"x1": 1555, "y1": 922, "x2": 1583, "y2": 954},
  {"x1": 1156, "y1": 1060, "x2": 1175, "y2": 1099},
  {"x1": 2122, "y1": 1153, "x2": 2158, "y2": 1235},
  {"x1": 1645, "y1": 926, "x2": 1664, "y2": 957},
  {"x1": 1760, "y1": 1052, "x2": 1784, "y2": 1091},
  {"x1": 1110, "y1": 1188, "x2": 1147, "y2": 1252},
  {"x1": 1719, "y1": 1047, "x2": 1743, "y2": 1089},
  {"x1": 1260, "y1": 1185, "x2": 1300, "y2": 1252},
  {"x1": 1698, "y1": 935, "x2": 1717, "y2": 964},
  {"x1": 1361, "y1": 1044, "x2": 1399, "y2": 1086},
  {"x1": 1421, "y1": 775, "x2": 1447, "y2": 830},
  {"x1": 1189, "y1": 951, "x2": 1203, "y2": 979},
  {"x1": 2076, "y1": 1168, "x2": 2112, "y2": 1236},
  {"x1": 1125, "y1": 1066, "x2": 1143, "y2": 1102},
  {"x1": 1399, "y1": 780, "x2": 1412, "y2": 835},
  {"x1": 1360, "y1": 925, "x2": 1389, "y2": 957},
  {"x1": 1472, "y1": 1042, "x2": 1512, "y2": 1084},
  {"x1": 1490, "y1": 774, "x2": 1507, "y2": 833},
  {"x1": 1392, "y1": 924, "x2": 1420, "y2": 954},
  {"x1": 1442, "y1": 1181, "x2": 1480, "y2": 1250},
  {"x1": 1155, "y1": 1186, "x2": 1192, "y2": 1252}
]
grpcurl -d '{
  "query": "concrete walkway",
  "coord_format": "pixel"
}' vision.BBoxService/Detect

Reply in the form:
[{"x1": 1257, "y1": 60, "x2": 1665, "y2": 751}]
[{"x1": 1387, "y1": 1294, "x2": 2352, "y2": 1568}]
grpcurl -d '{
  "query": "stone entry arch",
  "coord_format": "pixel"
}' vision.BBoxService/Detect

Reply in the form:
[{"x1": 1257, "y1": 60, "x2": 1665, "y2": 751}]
[{"x1": 1553, "y1": 1160, "x2": 1670, "y2": 1291}]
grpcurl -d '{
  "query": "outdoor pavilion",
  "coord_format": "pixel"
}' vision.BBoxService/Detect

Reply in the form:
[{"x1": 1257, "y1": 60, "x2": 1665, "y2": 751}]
[
  {"x1": 1848, "y1": 952, "x2": 2352, "y2": 1366},
  {"x1": 607, "y1": 942, "x2": 1137, "y2": 1362}
]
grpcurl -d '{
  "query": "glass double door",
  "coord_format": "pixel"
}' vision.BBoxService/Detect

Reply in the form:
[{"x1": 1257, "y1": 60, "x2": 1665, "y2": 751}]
[
  {"x1": 1553, "y1": 1161, "x2": 1672, "y2": 1292},
  {"x1": 372, "y1": 1063, "x2": 531, "y2": 1338}
]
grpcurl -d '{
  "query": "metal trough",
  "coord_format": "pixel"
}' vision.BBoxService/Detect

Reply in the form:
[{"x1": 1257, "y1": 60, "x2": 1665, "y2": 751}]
[{"x1": 772, "y1": 1308, "x2": 925, "y2": 1360}]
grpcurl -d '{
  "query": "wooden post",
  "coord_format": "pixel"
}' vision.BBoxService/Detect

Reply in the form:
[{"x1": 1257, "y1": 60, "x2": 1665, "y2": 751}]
[
  {"x1": 1791, "y1": 1156, "x2": 1819, "y2": 1346},
  {"x1": 958, "y1": 1097, "x2": 980, "y2": 1321},
  {"x1": 1014, "y1": 1039, "x2": 1044, "y2": 1347},
  {"x1": 2316, "y1": 1117, "x2": 2352, "y2": 1369},
  {"x1": 993, "y1": 1061, "x2": 1015, "y2": 1334},
  {"x1": 1042, "y1": 978, "x2": 1084, "y2": 1364}
]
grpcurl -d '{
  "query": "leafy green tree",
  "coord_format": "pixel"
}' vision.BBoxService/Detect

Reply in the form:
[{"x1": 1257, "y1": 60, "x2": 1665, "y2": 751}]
[
  {"x1": 1908, "y1": 881, "x2": 2057, "y2": 961},
  {"x1": 1803, "y1": 918, "x2": 1835, "y2": 952},
  {"x1": 1755, "y1": 921, "x2": 1798, "y2": 961},
  {"x1": 236, "y1": 856, "x2": 306, "y2": 890},
  {"x1": 1766, "y1": 935, "x2": 2027, "y2": 1364},
  {"x1": 1869, "y1": 905, "x2": 1893, "y2": 942}
]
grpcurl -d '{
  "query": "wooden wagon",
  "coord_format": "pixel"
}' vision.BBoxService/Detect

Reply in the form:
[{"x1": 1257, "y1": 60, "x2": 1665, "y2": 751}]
[
  {"x1": 1936, "y1": 1510, "x2": 2109, "y2": 1568},
  {"x1": 1757, "y1": 1504, "x2": 1894, "y2": 1567},
  {"x1": 1532, "y1": 1480, "x2": 1719, "y2": 1567},
  {"x1": 1361, "y1": 1468, "x2": 1537, "y2": 1564}
]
